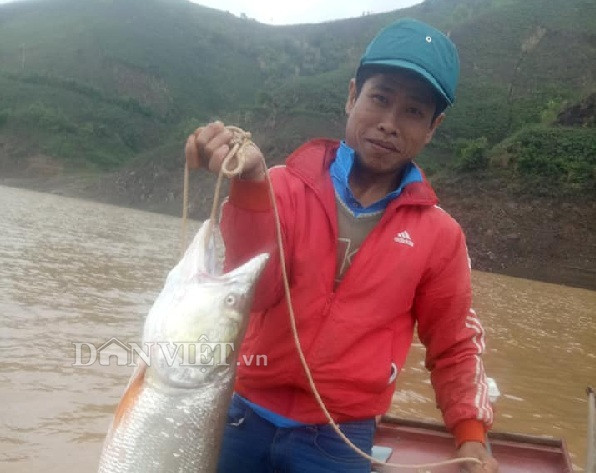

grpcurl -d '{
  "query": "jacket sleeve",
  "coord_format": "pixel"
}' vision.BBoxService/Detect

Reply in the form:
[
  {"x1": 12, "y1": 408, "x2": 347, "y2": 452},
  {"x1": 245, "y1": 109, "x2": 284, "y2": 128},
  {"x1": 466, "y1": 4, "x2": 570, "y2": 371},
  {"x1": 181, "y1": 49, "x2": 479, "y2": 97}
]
[
  {"x1": 219, "y1": 169, "x2": 292, "y2": 312},
  {"x1": 413, "y1": 219, "x2": 493, "y2": 446}
]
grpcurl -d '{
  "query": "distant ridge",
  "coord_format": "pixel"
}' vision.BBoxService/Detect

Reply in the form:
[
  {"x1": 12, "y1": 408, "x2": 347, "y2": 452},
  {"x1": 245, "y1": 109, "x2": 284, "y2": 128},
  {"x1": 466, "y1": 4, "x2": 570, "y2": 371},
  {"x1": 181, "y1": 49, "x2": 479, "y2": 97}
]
[{"x1": 0, "y1": 0, "x2": 594, "y2": 179}]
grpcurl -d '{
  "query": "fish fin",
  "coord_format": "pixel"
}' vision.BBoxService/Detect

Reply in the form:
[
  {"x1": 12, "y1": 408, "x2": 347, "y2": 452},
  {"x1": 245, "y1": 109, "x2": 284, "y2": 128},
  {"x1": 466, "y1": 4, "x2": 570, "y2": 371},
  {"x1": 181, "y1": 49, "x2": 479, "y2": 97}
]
[
  {"x1": 178, "y1": 219, "x2": 224, "y2": 279},
  {"x1": 206, "y1": 222, "x2": 225, "y2": 276},
  {"x1": 112, "y1": 363, "x2": 147, "y2": 430}
]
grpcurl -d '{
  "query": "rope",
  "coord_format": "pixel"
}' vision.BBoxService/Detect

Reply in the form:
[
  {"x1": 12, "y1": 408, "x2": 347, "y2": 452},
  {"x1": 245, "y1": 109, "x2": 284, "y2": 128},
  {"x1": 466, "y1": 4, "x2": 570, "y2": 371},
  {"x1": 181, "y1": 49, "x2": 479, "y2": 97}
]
[
  {"x1": 181, "y1": 162, "x2": 190, "y2": 257},
  {"x1": 182, "y1": 126, "x2": 484, "y2": 472},
  {"x1": 587, "y1": 387, "x2": 595, "y2": 473},
  {"x1": 181, "y1": 126, "x2": 253, "y2": 256}
]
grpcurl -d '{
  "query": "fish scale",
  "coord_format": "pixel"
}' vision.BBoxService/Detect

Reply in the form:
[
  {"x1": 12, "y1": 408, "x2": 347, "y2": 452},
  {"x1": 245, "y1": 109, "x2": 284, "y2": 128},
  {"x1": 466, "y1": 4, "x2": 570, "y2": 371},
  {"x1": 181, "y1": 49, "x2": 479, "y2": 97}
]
[
  {"x1": 98, "y1": 219, "x2": 268, "y2": 472},
  {"x1": 99, "y1": 375, "x2": 232, "y2": 472}
]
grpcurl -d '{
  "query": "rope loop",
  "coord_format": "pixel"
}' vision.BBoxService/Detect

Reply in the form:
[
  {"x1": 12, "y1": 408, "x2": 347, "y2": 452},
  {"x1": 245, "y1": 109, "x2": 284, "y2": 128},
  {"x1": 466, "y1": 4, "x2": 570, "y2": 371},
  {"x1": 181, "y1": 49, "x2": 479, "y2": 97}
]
[{"x1": 220, "y1": 126, "x2": 253, "y2": 178}]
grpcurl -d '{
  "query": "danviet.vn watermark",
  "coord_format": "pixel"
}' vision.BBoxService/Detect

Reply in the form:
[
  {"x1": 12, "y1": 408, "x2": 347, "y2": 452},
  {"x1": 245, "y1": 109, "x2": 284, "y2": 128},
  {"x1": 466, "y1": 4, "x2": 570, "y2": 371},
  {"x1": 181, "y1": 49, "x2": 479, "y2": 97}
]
[{"x1": 72, "y1": 336, "x2": 267, "y2": 368}]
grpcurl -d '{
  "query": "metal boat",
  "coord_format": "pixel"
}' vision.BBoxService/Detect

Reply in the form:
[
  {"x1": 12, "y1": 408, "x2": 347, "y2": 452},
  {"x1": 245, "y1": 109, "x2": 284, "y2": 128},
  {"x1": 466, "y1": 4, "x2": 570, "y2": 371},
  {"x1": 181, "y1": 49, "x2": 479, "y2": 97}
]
[{"x1": 373, "y1": 416, "x2": 574, "y2": 473}]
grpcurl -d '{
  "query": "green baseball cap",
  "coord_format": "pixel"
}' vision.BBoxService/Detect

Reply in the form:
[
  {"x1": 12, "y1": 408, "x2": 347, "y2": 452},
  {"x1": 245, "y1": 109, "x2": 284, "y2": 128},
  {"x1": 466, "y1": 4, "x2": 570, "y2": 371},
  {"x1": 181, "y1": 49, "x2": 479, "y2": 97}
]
[{"x1": 358, "y1": 18, "x2": 460, "y2": 108}]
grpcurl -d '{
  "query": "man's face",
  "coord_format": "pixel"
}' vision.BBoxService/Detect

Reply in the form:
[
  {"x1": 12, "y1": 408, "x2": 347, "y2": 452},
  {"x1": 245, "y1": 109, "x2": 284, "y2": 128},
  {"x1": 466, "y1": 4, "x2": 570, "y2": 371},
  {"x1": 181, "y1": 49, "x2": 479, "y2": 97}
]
[{"x1": 344, "y1": 70, "x2": 444, "y2": 177}]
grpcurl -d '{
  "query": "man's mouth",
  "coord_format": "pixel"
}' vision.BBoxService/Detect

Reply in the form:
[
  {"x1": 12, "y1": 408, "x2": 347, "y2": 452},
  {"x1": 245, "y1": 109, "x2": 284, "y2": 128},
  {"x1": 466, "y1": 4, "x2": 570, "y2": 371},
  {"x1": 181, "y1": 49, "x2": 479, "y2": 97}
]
[{"x1": 368, "y1": 138, "x2": 398, "y2": 152}]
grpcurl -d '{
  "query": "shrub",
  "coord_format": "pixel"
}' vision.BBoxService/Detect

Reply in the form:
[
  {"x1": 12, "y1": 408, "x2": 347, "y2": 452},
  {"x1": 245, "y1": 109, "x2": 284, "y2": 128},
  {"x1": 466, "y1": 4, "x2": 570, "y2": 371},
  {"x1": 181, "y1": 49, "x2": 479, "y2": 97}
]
[
  {"x1": 508, "y1": 125, "x2": 596, "y2": 190},
  {"x1": 455, "y1": 137, "x2": 489, "y2": 171},
  {"x1": 14, "y1": 103, "x2": 76, "y2": 133}
]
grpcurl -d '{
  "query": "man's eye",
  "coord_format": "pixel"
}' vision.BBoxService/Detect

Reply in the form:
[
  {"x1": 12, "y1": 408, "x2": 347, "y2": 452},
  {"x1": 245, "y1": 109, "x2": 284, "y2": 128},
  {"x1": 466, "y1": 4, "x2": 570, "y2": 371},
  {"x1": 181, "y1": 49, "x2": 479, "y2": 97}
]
[
  {"x1": 406, "y1": 107, "x2": 422, "y2": 115},
  {"x1": 371, "y1": 94, "x2": 388, "y2": 105}
]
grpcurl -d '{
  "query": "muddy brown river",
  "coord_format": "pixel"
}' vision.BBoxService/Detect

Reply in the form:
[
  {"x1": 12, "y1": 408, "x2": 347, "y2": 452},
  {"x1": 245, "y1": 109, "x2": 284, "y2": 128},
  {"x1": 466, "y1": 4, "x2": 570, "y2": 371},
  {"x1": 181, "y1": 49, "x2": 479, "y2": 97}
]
[{"x1": 1, "y1": 185, "x2": 594, "y2": 472}]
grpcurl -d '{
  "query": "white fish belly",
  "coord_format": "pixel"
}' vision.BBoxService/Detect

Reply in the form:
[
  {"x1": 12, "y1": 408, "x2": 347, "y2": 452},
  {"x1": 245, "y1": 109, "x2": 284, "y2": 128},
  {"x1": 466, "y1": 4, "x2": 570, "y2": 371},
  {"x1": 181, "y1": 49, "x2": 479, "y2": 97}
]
[{"x1": 98, "y1": 372, "x2": 234, "y2": 473}]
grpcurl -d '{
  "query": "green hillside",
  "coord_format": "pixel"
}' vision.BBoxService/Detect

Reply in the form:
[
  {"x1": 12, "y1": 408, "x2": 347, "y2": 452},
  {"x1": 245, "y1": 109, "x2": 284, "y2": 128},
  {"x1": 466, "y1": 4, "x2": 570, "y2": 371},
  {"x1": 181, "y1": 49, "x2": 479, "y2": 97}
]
[{"x1": 0, "y1": 0, "x2": 594, "y2": 193}]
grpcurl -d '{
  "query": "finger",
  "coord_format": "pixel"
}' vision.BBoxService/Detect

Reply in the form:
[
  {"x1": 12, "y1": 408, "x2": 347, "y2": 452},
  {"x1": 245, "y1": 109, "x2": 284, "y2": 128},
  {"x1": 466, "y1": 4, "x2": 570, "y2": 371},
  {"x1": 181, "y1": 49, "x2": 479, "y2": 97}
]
[
  {"x1": 196, "y1": 124, "x2": 233, "y2": 165},
  {"x1": 484, "y1": 458, "x2": 499, "y2": 472},
  {"x1": 203, "y1": 128, "x2": 233, "y2": 158},
  {"x1": 470, "y1": 459, "x2": 492, "y2": 473},
  {"x1": 191, "y1": 125, "x2": 205, "y2": 138},
  {"x1": 195, "y1": 121, "x2": 226, "y2": 152},
  {"x1": 207, "y1": 144, "x2": 232, "y2": 174},
  {"x1": 185, "y1": 133, "x2": 201, "y2": 169},
  {"x1": 459, "y1": 459, "x2": 482, "y2": 473}
]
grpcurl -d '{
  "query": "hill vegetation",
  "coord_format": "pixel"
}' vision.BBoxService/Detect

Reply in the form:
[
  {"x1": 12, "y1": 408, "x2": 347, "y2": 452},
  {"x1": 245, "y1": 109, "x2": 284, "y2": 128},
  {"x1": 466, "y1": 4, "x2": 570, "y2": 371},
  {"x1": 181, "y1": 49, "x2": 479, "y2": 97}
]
[
  {"x1": 0, "y1": 0, "x2": 595, "y2": 288},
  {"x1": 0, "y1": 0, "x2": 594, "y2": 188}
]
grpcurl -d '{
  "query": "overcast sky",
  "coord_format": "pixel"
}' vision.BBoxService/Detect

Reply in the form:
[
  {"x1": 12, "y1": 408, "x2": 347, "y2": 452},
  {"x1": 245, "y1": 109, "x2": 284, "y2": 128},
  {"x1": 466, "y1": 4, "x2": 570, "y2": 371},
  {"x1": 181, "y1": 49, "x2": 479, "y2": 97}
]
[
  {"x1": 0, "y1": 0, "x2": 425, "y2": 25},
  {"x1": 191, "y1": 0, "x2": 424, "y2": 24}
]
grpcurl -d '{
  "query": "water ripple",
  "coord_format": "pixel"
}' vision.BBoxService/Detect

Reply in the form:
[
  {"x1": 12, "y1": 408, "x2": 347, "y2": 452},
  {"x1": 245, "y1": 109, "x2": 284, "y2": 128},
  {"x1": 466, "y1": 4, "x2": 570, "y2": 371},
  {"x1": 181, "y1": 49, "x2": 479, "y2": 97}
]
[{"x1": 1, "y1": 185, "x2": 594, "y2": 472}]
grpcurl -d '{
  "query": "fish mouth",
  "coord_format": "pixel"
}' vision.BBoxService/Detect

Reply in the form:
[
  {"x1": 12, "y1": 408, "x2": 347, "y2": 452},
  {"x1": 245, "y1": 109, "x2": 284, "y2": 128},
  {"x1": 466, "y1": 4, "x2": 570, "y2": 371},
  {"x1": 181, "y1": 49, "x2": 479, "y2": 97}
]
[{"x1": 227, "y1": 253, "x2": 269, "y2": 287}]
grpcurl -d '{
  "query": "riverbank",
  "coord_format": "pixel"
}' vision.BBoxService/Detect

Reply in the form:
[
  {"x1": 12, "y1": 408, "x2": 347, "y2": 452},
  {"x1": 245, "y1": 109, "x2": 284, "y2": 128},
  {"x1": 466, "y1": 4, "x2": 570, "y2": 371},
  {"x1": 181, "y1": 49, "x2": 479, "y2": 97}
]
[{"x1": 2, "y1": 168, "x2": 594, "y2": 291}]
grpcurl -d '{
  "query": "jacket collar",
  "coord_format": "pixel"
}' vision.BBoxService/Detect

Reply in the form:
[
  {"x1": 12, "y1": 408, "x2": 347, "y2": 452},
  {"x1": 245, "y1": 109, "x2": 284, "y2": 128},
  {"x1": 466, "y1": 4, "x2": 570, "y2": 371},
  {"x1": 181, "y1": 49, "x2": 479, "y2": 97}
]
[{"x1": 285, "y1": 138, "x2": 439, "y2": 210}]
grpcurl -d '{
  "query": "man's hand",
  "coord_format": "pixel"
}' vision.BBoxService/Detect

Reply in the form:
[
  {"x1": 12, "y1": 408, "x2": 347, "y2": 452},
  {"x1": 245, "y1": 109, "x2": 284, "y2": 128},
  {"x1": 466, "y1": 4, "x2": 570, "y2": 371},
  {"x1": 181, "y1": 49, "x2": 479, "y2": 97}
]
[
  {"x1": 184, "y1": 121, "x2": 265, "y2": 180},
  {"x1": 455, "y1": 442, "x2": 498, "y2": 472}
]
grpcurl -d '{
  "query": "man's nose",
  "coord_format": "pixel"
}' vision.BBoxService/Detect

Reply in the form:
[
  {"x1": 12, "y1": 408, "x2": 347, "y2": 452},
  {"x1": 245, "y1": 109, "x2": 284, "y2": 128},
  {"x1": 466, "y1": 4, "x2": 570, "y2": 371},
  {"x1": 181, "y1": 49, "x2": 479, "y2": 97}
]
[{"x1": 377, "y1": 112, "x2": 399, "y2": 136}]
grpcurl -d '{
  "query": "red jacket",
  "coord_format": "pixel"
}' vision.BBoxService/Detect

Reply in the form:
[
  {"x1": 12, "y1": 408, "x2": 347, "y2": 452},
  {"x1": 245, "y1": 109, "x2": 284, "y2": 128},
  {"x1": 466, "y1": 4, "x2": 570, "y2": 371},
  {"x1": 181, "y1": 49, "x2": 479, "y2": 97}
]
[{"x1": 221, "y1": 139, "x2": 492, "y2": 445}]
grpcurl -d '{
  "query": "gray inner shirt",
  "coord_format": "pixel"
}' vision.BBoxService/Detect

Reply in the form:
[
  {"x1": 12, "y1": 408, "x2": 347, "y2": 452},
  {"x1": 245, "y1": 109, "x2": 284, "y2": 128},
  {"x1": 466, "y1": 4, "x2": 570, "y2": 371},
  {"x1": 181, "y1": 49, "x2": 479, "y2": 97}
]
[{"x1": 334, "y1": 191, "x2": 384, "y2": 286}]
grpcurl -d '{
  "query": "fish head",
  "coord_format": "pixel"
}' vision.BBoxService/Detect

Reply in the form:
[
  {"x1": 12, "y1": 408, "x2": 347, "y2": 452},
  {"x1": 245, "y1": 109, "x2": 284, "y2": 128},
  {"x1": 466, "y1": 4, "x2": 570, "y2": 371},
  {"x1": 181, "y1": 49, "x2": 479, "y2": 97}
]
[
  {"x1": 185, "y1": 252, "x2": 269, "y2": 342},
  {"x1": 215, "y1": 251, "x2": 270, "y2": 319},
  {"x1": 146, "y1": 252, "x2": 269, "y2": 387}
]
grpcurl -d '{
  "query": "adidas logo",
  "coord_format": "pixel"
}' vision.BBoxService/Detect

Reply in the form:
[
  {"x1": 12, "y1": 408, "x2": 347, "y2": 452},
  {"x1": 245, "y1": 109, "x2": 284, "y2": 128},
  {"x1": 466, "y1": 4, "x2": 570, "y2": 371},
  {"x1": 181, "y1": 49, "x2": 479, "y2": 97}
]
[{"x1": 394, "y1": 230, "x2": 414, "y2": 247}]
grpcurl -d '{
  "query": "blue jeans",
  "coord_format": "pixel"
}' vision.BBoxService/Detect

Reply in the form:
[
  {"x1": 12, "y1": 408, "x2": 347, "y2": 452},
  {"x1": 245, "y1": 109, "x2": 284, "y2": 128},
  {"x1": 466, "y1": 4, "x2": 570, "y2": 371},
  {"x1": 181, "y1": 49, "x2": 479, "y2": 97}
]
[{"x1": 217, "y1": 395, "x2": 376, "y2": 472}]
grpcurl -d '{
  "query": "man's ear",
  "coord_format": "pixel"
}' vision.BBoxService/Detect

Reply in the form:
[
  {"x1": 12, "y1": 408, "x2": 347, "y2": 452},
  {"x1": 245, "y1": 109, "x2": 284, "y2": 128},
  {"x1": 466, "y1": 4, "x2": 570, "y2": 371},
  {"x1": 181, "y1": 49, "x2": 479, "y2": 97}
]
[
  {"x1": 425, "y1": 112, "x2": 445, "y2": 144},
  {"x1": 345, "y1": 78, "x2": 357, "y2": 115}
]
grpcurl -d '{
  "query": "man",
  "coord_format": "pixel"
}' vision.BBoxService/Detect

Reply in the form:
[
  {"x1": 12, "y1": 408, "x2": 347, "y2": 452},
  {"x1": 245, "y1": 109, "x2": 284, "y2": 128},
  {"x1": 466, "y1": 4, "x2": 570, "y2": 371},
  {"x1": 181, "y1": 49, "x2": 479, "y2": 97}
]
[{"x1": 185, "y1": 18, "x2": 498, "y2": 473}]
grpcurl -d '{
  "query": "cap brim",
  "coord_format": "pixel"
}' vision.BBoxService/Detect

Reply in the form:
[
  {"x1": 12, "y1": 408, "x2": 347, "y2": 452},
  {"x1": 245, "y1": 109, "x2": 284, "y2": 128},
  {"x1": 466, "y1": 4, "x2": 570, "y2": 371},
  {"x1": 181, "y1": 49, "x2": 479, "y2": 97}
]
[{"x1": 360, "y1": 59, "x2": 452, "y2": 106}]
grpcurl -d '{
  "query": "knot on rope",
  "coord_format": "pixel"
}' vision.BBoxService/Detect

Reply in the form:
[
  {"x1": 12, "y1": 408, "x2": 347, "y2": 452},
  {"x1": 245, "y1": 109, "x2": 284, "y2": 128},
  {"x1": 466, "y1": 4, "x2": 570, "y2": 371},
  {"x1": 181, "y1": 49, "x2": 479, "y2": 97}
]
[{"x1": 220, "y1": 126, "x2": 253, "y2": 178}]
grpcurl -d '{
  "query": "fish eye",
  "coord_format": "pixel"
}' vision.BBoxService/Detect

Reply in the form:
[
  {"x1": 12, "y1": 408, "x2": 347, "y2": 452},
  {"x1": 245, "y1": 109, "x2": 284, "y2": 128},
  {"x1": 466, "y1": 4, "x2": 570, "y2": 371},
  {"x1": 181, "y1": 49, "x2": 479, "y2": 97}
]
[{"x1": 224, "y1": 294, "x2": 236, "y2": 306}]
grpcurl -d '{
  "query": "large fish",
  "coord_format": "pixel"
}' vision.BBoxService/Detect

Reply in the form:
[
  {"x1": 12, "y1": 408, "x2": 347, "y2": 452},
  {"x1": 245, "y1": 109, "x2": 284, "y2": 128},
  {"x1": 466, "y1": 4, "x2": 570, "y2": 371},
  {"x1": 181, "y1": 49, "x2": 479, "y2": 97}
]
[{"x1": 98, "y1": 219, "x2": 268, "y2": 472}]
